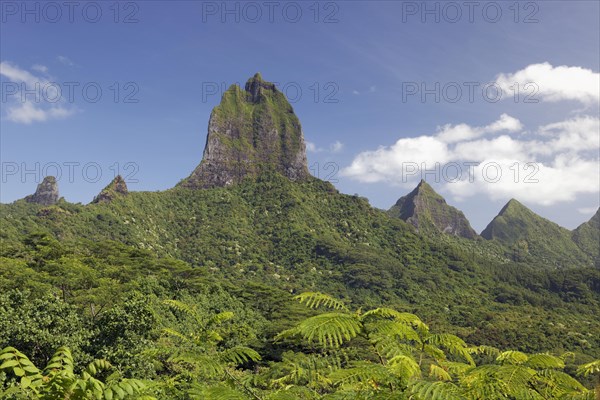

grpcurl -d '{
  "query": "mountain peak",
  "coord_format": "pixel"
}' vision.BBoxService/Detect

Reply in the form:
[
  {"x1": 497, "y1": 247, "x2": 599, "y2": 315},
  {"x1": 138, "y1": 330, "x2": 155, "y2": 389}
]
[
  {"x1": 388, "y1": 181, "x2": 477, "y2": 239},
  {"x1": 501, "y1": 198, "x2": 524, "y2": 212},
  {"x1": 482, "y1": 199, "x2": 590, "y2": 266},
  {"x1": 25, "y1": 176, "x2": 59, "y2": 205},
  {"x1": 92, "y1": 175, "x2": 128, "y2": 203},
  {"x1": 572, "y1": 207, "x2": 600, "y2": 262},
  {"x1": 181, "y1": 74, "x2": 309, "y2": 188},
  {"x1": 244, "y1": 72, "x2": 277, "y2": 103}
]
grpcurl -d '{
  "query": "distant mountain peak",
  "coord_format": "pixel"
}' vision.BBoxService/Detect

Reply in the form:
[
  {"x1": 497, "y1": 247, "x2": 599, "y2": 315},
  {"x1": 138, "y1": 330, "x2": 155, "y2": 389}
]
[
  {"x1": 25, "y1": 176, "x2": 59, "y2": 206},
  {"x1": 92, "y1": 175, "x2": 128, "y2": 203},
  {"x1": 572, "y1": 207, "x2": 600, "y2": 262},
  {"x1": 500, "y1": 198, "x2": 524, "y2": 212},
  {"x1": 482, "y1": 199, "x2": 591, "y2": 266},
  {"x1": 388, "y1": 180, "x2": 477, "y2": 239},
  {"x1": 181, "y1": 73, "x2": 309, "y2": 188}
]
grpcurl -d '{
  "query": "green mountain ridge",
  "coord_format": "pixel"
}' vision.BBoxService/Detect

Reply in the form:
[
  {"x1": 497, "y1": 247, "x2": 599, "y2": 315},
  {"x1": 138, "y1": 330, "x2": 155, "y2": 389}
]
[
  {"x1": 573, "y1": 208, "x2": 600, "y2": 265},
  {"x1": 1, "y1": 74, "x2": 599, "y2": 361},
  {"x1": 481, "y1": 199, "x2": 592, "y2": 267},
  {"x1": 388, "y1": 179, "x2": 478, "y2": 239}
]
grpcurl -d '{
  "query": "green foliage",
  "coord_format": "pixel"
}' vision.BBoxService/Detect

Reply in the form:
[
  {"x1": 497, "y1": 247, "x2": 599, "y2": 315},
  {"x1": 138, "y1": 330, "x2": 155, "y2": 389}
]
[
  {"x1": 1, "y1": 169, "x2": 599, "y2": 398},
  {"x1": 0, "y1": 346, "x2": 152, "y2": 399},
  {"x1": 0, "y1": 290, "x2": 89, "y2": 367},
  {"x1": 2, "y1": 173, "x2": 599, "y2": 361}
]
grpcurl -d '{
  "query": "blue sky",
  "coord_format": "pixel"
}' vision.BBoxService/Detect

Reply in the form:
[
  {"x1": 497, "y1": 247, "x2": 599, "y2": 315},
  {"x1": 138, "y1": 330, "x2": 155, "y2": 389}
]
[{"x1": 1, "y1": 0, "x2": 599, "y2": 231}]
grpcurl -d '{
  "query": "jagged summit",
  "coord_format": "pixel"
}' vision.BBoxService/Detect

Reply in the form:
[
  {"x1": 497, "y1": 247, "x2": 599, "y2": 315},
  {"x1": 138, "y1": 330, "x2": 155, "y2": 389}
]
[
  {"x1": 92, "y1": 175, "x2": 128, "y2": 203},
  {"x1": 25, "y1": 176, "x2": 59, "y2": 206},
  {"x1": 244, "y1": 72, "x2": 275, "y2": 103},
  {"x1": 181, "y1": 74, "x2": 310, "y2": 188},
  {"x1": 388, "y1": 180, "x2": 477, "y2": 239}
]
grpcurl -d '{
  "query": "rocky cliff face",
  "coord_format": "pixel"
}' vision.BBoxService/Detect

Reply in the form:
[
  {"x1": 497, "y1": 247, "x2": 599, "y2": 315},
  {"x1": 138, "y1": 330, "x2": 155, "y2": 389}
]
[
  {"x1": 388, "y1": 180, "x2": 477, "y2": 239},
  {"x1": 25, "y1": 176, "x2": 59, "y2": 206},
  {"x1": 92, "y1": 175, "x2": 128, "y2": 203},
  {"x1": 182, "y1": 73, "x2": 310, "y2": 188}
]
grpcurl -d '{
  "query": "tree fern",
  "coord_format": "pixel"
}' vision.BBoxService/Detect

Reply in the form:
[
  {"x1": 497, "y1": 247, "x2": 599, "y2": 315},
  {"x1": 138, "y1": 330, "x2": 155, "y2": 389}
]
[
  {"x1": 409, "y1": 380, "x2": 464, "y2": 400},
  {"x1": 429, "y1": 364, "x2": 452, "y2": 381},
  {"x1": 277, "y1": 313, "x2": 362, "y2": 348},
  {"x1": 293, "y1": 292, "x2": 348, "y2": 311}
]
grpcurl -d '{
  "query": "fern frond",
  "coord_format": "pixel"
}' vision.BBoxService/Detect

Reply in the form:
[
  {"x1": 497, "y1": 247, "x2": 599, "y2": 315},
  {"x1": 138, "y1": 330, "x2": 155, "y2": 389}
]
[
  {"x1": 537, "y1": 369, "x2": 586, "y2": 398},
  {"x1": 104, "y1": 379, "x2": 147, "y2": 400},
  {"x1": 208, "y1": 311, "x2": 235, "y2": 326},
  {"x1": 426, "y1": 334, "x2": 474, "y2": 365},
  {"x1": 409, "y1": 380, "x2": 464, "y2": 399},
  {"x1": 387, "y1": 355, "x2": 421, "y2": 380},
  {"x1": 369, "y1": 320, "x2": 421, "y2": 343},
  {"x1": 429, "y1": 364, "x2": 451, "y2": 381},
  {"x1": 461, "y1": 365, "x2": 508, "y2": 399},
  {"x1": 169, "y1": 352, "x2": 224, "y2": 378},
  {"x1": 496, "y1": 350, "x2": 529, "y2": 365},
  {"x1": 277, "y1": 313, "x2": 362, "y2": 348},
  {"x1": 363, "y1": 308, "x2": 429, "y2": 334},
  {"x1": 577, "y1": 360, "x2": 600, "y2": 377},
  {"x1": 161, "y1": 328, "x2": 191, "y2": 343},
  {"x1": 525, "y1": 353, "x2": 565, "y2": 369},
  {"x1": 423, "y1": 344, "x2": 446, "y2": 363},
  {"x1": 163, "y1": 299, "x2": 199, "y2": 319},
  {"x1": 467, "y1": 345, "x2": 500, "y2": 357},
  {"x1": 329, "y1": 361, "x2": 389, "y2": 385},
  {"x1": 371, "y1": 334, "x2": 415, "y2": 360},
  {"x1": 43, "y1": 346, "x2": 74, "y2": 375},
  {"x1": 440, "y1": 361, "x2": 473, "y2": 377},
  {"x1": 220, "y1": 346, "x2": 261, "y2": 365},
  {"x1": 293, "y1": 292, "x2": 348, "y2": 311},
  {"x1": 495, "y1": 365, "x2": 537, "y2": 395}
]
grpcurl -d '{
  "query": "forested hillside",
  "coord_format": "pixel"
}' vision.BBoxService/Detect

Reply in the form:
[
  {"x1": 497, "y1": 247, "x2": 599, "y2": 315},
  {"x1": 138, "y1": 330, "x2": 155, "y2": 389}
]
[{"x1": 1, "y1": 75, "x2": 598, "y2": 399}]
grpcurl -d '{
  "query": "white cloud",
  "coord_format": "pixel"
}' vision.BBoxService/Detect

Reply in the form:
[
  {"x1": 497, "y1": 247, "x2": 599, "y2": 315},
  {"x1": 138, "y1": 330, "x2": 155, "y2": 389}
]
[
  {"x1": 534, "y1": 116, "x2": 600, "y2": 155},
  {"x1": 342, "y1": 115, "x2": 600, "y2": 206},
  {"x1": 57, "y1": 55, "x2": 75, "y2": 66},
  {"x1": 352, "y1": 86, "x2": 376, "y2": 96},
  {"x1": 306, "y1": 140, "x2": 344, "y2": 154},
  {"x1": 32, "y1": 64, "x2": 48, "y2": 73},
  {"x1": 306, "y1": 141, "x2": 321, "y2": 153},
  {"x1": 5, "y1": 102, "x2": 75, "y2": 124},
  {"x1": 578, "y1": 207, "x2": 599, "y2": 215},
  {"x1": 495, "y1": 63, "x2": 599, "y2": 105},
  {"x1": 436, "y1": 113, "x2": 522, "y2": 143},
  {"x1": 0, "y1": 61, "x2": 42, "y2": 86},
  {"x1": 330, "y1": 141, "x2": 344, "y2": 153},
  {"x1": 445, "y1": 156, "x2": 599, "y2": 206},
  {"x1": 0, "y1": 61, "x2": 76, "y2": 124}
]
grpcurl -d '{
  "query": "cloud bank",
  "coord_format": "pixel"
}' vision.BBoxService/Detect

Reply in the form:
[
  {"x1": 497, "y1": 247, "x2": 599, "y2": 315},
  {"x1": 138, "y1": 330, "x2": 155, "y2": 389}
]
[{"x1": 342, "y1": 114, "x2": 599, "y2": 206}]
